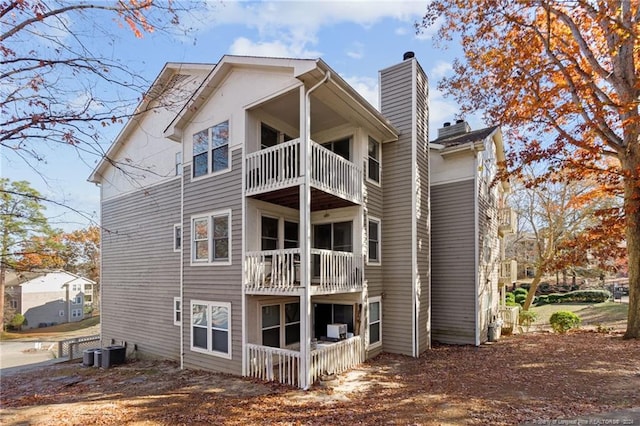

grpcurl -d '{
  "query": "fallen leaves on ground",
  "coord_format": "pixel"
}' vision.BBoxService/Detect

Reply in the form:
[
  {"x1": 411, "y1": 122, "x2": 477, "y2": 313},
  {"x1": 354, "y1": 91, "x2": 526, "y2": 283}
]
[{"x1": 1, "y1": 331, "x2": 639, "y2": 425}]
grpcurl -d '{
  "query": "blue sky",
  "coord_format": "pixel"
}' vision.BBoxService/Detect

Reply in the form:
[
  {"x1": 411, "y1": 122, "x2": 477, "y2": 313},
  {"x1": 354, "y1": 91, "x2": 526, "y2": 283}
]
[{"x1": 2, "y1": 1, "x2": 481, "y2": 232}]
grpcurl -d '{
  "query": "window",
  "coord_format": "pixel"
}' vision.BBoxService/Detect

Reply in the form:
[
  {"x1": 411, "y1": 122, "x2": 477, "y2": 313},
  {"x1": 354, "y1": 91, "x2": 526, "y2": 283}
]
[
  {"x1": 84, "y1": 294, "x2": 93, "y2": 303},
  {"x1": 191, "y1": 300, "x2": 231, "y2": 358},
  {"x1": 312, "y1": 221, "x2": 352, "y2": 277},
  {"x1": 173, "y1": 297, "x2": 182, "y2": 326},
  {"x1": 261, "y1": 123, "x2": 292, "y2": 149},
  {"x1": 369, "y1": 297, "x2": 382, "y2": 348},
  {"x1": 261, "y1": 216, "x2": 278, "y2": 250},
  {"x1": 73, "y1": 296, "x2": 82, "y2": 305},
  {"x1": 367, "y1": 137, "x2": 380, "y2": 184},
  {"x1": 59, "y1": 310, "x2": 65, "y2": 317},
  {"x1": 10, "y1": 300, "x2": 17, "y2": 309},
  {"x1": 261, "y1": 302, "x2": 300, "y2": 348},
  {"x1": 175, "y1": 151, "x2": 183, "y2": 176},
  {"x1": 260, "y1": 216, "x2": 299, "y2": 250},
  {"x1": 322, "y1": 137, "x2": 351, "y2": 161},
  {"x1": 368, "y1": 217, "x2": 381, "y2": 264},
  {"x1": 192, "y1": 120, "x2": 230, "y2": 178},
  {"x1": 72, "y1": 283, "x2": 80, "y2": 292},
  {"x1": 191, "y1": 211, "x2": 231, "y2": 264},
  {"x1": 313, "y1": 303, "x2": 354, "y2": 339},
  {"x1": 174, "y1": 224, "x2": 182, "y2": 252},
  {"x1": 72, "y1": 309, "x2": 82, "y2": 318}
]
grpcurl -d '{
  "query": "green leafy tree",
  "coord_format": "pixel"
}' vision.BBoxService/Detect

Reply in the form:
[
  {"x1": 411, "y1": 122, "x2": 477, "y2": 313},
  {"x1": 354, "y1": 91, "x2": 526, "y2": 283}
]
[{"x1": 0, "y1": 179, "x2": 53, "y2": 328}]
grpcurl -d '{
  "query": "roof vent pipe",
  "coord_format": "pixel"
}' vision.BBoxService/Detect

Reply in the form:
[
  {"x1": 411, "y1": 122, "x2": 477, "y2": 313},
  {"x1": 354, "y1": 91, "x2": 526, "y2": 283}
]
[
  {"x1": 403, "y1": 51, "x2": 415, "y2": 60},
  {"x1": 456, "y1": 119, "x2": 465, "y2": 124}
]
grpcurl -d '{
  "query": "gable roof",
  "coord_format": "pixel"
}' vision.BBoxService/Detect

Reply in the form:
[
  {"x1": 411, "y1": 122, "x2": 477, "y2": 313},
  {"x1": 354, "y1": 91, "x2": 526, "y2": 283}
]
[
  {"x1": 163, "y1": 54, "x2": 398, "y2": 143},
  {"x1": 88, "y1": 62, "x2": 214, "y2": 184}
]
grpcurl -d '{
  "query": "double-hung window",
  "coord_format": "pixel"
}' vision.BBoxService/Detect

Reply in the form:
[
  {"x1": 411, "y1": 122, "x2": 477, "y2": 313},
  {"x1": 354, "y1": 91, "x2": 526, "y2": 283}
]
[
  {"x1": 192, "y1": 211, "x2": 231, "y2": 264},
  {"x1": 173, "y1": 224, "x2": 182, "y2": 252},
  {"x1": 261, "y1": 302, "x2": 300, "y2": 348},
  {"x1": 173, "y1": 297, "x2": 182, "y2": 326},
  {"x1": 321, "y1": 137, "x2": 351, "y2": 161},
  {"x1": 191, "y1": 300, "x2": 231, "y2": 358},
  {"x1": 369, "y1": 296, "x2": 382, "y2": 348},
  {"x1": 367, "y1": 217, "x2": 381, "y2": 264},
  {"x1": 192, "y1": 120, "x2": 230, "y2": 178},
  {"x1": 368, "y1": 137, "x2": 380, "y2": 184}
]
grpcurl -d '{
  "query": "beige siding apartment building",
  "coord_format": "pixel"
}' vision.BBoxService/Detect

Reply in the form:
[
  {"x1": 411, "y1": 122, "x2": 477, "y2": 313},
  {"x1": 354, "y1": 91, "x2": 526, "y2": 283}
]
[{"x1": 90, "y1": 53, "x2": 514, "y2": 389}]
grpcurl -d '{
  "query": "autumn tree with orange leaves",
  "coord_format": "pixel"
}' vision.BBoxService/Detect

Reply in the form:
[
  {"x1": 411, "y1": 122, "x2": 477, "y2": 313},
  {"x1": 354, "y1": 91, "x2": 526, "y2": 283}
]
[{"x1": 420, "y1": 1, "x2": 640, "y2": 338}]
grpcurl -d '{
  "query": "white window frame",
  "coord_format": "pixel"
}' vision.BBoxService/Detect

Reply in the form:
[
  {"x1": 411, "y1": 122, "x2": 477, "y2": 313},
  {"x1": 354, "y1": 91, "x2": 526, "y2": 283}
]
[
  {"x1": 259, "y1": 301, "x2": 301, "y2": 349},
  {"x1": 59, "y1": 310, "x2": 65, "y2": 317},
  {"x1": 367, "y1": 216, "x2": 381, "y2": 265},
  {"x1": 10, "y1": 300, "x2": 17, "y2": 309},
  {"x1": 73, "y1": 295, "x2": 82, "y2": 305},
  {"x1": 72, "y1": 308, "x2": 82, "y2": 318},
  {"x1": 368, "y1": 296, "x2": 382, "y2": 349},
  {"x1": 173, "y1": 223, "x2": 182, "y2": 252},
  {"x1": 192, "y1": 119, "x2": 231, "y2": 180},
  {"x1": 173, "y1": 296, "x2": 182, "y2": 326},
  {"x1": 190, "y1": 300, "x2": 232, "y2": 359},
  {"x1": 366, "y1": 137, "x2": 381, "y2": 186},
  {"x1": 190, "y1": 209, "x2": 232, "y2": 266}
]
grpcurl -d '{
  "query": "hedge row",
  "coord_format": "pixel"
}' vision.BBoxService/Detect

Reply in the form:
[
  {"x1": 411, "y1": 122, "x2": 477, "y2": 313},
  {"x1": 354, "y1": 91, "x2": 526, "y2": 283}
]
[{"x1": 535, "y1": 289, "x2": 611, "y2": 305}]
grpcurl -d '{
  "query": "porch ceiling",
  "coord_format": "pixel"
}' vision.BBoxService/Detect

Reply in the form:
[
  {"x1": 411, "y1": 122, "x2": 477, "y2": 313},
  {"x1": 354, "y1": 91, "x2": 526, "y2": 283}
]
[
  {"x1": 250, "y1": 186, "x2": 356, "y2": 211},
  {"x1": 254, "y1": 89, "x2": 350, "y2": 135}
]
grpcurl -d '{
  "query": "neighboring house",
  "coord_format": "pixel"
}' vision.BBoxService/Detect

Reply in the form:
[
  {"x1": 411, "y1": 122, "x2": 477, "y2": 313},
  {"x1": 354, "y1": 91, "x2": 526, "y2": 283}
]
[
  {"x1": 430, "y1": 121, "x2": 517, "y2": 345},
  {"x1": 89, "y1": 52, "x2": 508, "y2": 389},
  {"x1": 4, "y1": 270, "x2": 95, "y2": 328},
  {"x1": 505, "y1": 232, "x2": 538, "y2": 279}
]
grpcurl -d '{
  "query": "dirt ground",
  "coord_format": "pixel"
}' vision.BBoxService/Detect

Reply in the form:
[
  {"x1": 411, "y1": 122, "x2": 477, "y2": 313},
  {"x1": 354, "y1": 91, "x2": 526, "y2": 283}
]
[{"x1": 1, "y1": 330, "x2": 639, "y2": 425}]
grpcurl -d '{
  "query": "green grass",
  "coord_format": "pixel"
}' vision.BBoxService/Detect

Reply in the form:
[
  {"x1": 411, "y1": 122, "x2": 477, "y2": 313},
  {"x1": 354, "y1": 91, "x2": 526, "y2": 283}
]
[
  {"x1": 1, "y1": 315, "x2": 100, "y2": 340},
  {"x1": 531, "y1": 302, "x2": 628, "y2": 327}
]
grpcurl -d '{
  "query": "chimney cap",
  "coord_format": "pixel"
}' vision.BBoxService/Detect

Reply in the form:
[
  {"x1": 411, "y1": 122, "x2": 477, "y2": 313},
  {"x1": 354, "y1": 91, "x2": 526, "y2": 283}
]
[
  {"x1": 443, "y1": 122, "x2": 451, "y2": 127},
  {"x1": 403, "y1": 51, "x2": 415, "y2": 60},
  {"x1": 456, "y1": 119, "x2": 465, "y2": 124}
]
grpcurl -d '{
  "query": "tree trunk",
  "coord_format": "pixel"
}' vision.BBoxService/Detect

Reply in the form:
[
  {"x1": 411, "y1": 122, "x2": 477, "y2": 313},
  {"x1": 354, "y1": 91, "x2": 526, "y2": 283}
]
[
  {"x1": 623, "y1": 151, "x2": 640, "y2": 339},
  {"x1": 523, "y1": 267, "x2": 544, "y2": 311}
]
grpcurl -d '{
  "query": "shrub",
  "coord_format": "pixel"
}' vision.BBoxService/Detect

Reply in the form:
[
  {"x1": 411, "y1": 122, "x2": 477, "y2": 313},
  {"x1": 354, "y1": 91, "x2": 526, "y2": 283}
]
[
  {"x1": 513, "y1": 287, "x2": 528, "y2": 296},
  {"x1": 505, "y1": 292, "x2": 515, "y2": 303},
  {"x1": 549, "y1": 311, "x2": 581, "y2": 334},
  {"x1": 535, "y1": 295, "x2": 549, "y2": 305},
  {"x1": 519, "y1": 310, "x2": 538, "y2": 332},
  {"x1": 9, "y1": 313, "x2": 26, "y2": 330},
  {"x1": 543, "y1": 289, "x2": 611, "y2": 305},
  {"x1": 515, "y1": 293, "x2": 527, "y2": 306}
]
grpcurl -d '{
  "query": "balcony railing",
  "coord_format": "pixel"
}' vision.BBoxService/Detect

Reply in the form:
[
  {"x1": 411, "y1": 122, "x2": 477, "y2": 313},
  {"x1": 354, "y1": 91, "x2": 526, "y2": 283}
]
[
  {"x1": 498, "y1": 207, "x2": 517, "y2": 235},
  {"x1": 245, "y1": 336, "x2": 364, "y2": 388},
  {"x1": 499, "y1": 259, "x2": 518, "y2": 284},
  {"x1": 245, "y1": 138, "x2": 362, "y2": 204},
  {"x1": 246, "y1": 139, "x2": 301, "y2": 194},
  {"x1": 310, "y1": 142, "x2": 362, "y2": 203},
  {"x1": 245, "y1": 248, "x2": 362, "y2": 294}
]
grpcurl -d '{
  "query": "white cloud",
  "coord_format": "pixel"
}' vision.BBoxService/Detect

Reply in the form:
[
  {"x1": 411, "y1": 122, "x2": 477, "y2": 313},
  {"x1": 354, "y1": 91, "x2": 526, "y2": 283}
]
[
  {"x1": 182, "y1": 1, "x2": 428, "y2": 61},
  {"x1": 346, "y1": 42, "x2": 364, "y2": 59},
  {"x1": 430, "y1": 61, "x2": 453, "y2": 79},
  {"x1": 395, "y1": 27, "x2": 408, "y2": 36},
  {"x1": 428, "y1": 88, "x2": 459, "y2": 137},
  {"x1": 344, "y1": 75, "x2": 379, "y2": 110},
  {"x1": 229, "y1": 37, "x2": 321, "y2": 58}
]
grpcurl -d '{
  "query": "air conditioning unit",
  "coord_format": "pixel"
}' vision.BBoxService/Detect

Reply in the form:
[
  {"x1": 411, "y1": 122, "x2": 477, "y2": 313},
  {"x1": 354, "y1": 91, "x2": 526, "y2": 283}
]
[{"x1": 327, "y1": 323, "x2": 347, "y2": 340}]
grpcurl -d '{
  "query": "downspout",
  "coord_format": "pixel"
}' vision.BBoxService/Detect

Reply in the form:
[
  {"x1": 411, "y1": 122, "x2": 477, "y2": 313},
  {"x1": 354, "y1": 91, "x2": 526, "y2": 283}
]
[
  {"x1": 180, "y1": 150, "x2": 185, "y2": 369},
  {"x1": 300, "y1": 70, "x2": 330, "y2": 390}
]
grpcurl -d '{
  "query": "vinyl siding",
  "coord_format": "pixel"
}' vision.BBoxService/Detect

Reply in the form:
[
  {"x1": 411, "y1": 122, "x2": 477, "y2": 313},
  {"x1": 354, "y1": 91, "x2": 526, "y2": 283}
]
[
  {"x1": 101, "y1": 177, "x2": 182, "y2": 359},
  {"x1": 379, "y1": 59, "x2": 415, "y2": 356},
  {"x1": 415, "y1": 63, "x2": 431, "y2": 354},
  {"x1": 431, "y1": 179, "x2": 476, "y2": 345},
  {"x1": 364, "y1": 168, "x2": 383, "y2": 358},
  {"x1": 182, "y1": 149, "x2": 243, "y2": 375}
]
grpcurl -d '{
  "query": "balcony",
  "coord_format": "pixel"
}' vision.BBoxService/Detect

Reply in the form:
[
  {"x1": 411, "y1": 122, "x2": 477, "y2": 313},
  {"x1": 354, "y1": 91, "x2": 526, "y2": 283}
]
[
  {"x1": 245, "y1": 138, "x2": 363, "y2": 206},
  {"x1": 499, "y1": 259, "x2": 518, "y2": 284},
  {"x1": 498, "y1": 207, "x2": 517, "y2": 236},
  {"x1": 245, "y1": 335, "x2": 364, "y2": 388},
  {"x1": 244, "y1": 248, "x2": 363, "y2": 295}
]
